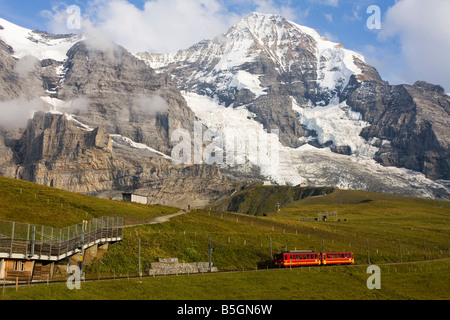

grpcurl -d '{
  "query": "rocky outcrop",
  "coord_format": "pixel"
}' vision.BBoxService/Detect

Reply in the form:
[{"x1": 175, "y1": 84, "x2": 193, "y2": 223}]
[
  {"x1": 0, "y1": 133, "x2": 14, "y2": 177},
  {"x1": 5, "y1": 111, "x2": 235, "y2": 206},
  {"x1": 141, "y1": 12, "x2": 450, "y2": 182},
  {"x1": 342, "y1": 77, "x2": 450, "y2": 180},
  {"x1": 15, "y1": 112, "x2": 114, "y2": 190},
  {"x1": 0, "y1": 29, "x2": 238, "y2": 207},
  {"x1": 1, "y1": 14, "x2": 449, "y2": 203},
  {"x1": 57, "y1": 41, "x2": 196, "y2": 155},
  {"x1": 0, "y1": 39, "x2": 20, "y2": 100}
]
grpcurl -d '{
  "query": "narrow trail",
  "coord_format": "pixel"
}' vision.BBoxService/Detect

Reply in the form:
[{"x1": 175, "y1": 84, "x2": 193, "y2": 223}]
[{"x1": 123, "y1": 210, "x2": 190, "y2": 228}]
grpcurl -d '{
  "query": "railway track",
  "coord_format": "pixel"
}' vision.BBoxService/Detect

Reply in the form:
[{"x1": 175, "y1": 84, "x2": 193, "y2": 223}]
[{"x1": 2, "y1": 257, "x2": 449, "y2": 289}]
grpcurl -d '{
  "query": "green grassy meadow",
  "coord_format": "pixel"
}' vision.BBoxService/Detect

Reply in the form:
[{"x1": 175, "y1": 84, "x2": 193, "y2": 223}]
[
  {"x1": 0, "y1": 177, "x2": 449, "y2": 300},
  {"x1": 1, "y1": 261, "x2": 449, "y2": 300},
  {"x1": 0, "y1": 176, "x2": 179, "y2": 227}
]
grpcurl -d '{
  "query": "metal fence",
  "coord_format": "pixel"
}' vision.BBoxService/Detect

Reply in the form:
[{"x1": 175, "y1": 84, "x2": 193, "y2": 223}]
[{"x1": 0, "y1": 217, "x2": 123, "y2": 260}]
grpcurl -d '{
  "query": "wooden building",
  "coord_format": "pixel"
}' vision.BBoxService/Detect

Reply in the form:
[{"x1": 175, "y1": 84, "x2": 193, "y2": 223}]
[{"x1": 0, "y1": 259, "x2": 53, "y2": 282}]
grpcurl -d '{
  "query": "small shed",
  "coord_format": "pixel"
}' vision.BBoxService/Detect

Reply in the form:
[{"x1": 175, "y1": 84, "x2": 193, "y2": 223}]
[{"x1": 122, "y1": 193, "x2": 148, "y2": 205}]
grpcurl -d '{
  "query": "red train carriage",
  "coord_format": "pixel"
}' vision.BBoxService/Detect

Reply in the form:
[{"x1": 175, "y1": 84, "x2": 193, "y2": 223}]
[
  {"x1": 321, "y1": 252, "x2": 354, "y2": 265},
  {"x1": 273, "y1": 251, "x2": 321, "y2": 267},
  {"x1": 273, "y1": 251, "x2": 354, "y2": 267}
]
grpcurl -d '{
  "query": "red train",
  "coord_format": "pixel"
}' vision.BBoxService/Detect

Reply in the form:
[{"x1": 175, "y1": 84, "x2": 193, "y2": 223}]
[{"x1": 273, "y1": 251, "x2": 354, "y2": 267}]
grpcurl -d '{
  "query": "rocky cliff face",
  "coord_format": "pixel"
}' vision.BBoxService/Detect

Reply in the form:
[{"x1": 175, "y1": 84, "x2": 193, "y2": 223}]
[
  {"x1": 5, "y1": 111, "x2": 232, "y2": 207},
  {"x1": 0, "y1": 14, "x2": 449, "y2": 203},
  {"x1": 138, "y1": 13, "x2": 366, "y2": 149},
  {"x1": 139, "y1": 12, "x2": 450, "y2": 192},
  {"x1": 0, "y1": 21, "x2": 236, "y2": 207},
  {"x1": 342, "y1": 78, "x2": 450, "y2": 180},
  {"x1": 56, "y1": 40, "x2": 197, "y2": 155}
]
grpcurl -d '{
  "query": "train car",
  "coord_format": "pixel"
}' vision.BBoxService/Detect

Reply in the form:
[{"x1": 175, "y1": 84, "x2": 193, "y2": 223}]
[
  {"x1": 273, "y1": 251, "x2": 321, "y2": 267},
  {"x1": 273, "y1": 251, "x2": 354, "y2": 267},
  {"x1": 321, "y1": 252, "x2": 354, "y2": 265}
]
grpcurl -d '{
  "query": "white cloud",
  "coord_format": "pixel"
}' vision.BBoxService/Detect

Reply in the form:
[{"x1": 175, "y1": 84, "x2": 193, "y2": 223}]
[
  {"x1": 41, "y1": 2, "x2": 76, "y2": 34},
  {"x1": 83, "y1": 0, "x2": 241, "y2": 54},
  {"x1": 0, "y1": 96, "x2": 45, "y2": 128},
  {"x1": 379, "y1": 0, "x2": 450, "y2": 91},
  {"x1": 343, "y1": 4, "x2": 362, "y2": 21},
  {"x1": 42, "y1": 0, "x2": 306, "y2": 54},
  {"x1": 59, "y1": 96, "x2": 90, "y2": 114},
  {"x1": 133, "y1": 95, "x2": 169, "y2": 116},
  {"x1": 323, "y1": 31, "x2": 338, "y2": 42},
  {"x1": 14, "y1": 55, "x2": 40, "y2": 78}
]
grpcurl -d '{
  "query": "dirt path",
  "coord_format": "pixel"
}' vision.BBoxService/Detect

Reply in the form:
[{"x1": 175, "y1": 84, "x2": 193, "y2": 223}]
[{"x1": 123, "y1": 210, "x2": 189, "y2": 228}]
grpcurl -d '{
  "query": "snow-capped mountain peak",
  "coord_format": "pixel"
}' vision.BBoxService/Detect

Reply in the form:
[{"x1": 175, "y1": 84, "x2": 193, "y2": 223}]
[
  {"x1": 0, "y1": 13, "x2": 448, "y2": 202},
  {"x1": 138, "y1": 12, "x2": 365, "y2": 105},
  {"x1": 234, "y1": 12, "x2": 365, "y2": 90},
  {"x1": 0, "y1": 17, "x2": 82, "y2": 61},
  {"x1": 136, "y1": 12, "x2": 450, "y2": 199}
]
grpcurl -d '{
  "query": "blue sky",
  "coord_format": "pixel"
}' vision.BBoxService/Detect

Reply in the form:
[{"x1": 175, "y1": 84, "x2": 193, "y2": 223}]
[{"x1": 0, "y1": 0, "x2": 449, "y2": 91}]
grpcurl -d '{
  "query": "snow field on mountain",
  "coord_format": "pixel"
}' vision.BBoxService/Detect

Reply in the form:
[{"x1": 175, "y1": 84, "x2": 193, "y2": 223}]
[
  {"x1": 291, "y1": 97, "x2": 379, "y2": 158},
  {"x1": 182, "y1": 92, "x2": 284, "y2": 179},
  {"x1": 183, "y1": 91, "x2": 449, "y2": 197},
  {"x1": 228, "y1": 71, "x2": 267, "y2": 98},
  {"x1": 0, "y1": 18, "x2": 80, "y2": 61},
  {"x1": 288, "y1": 19, "x2": 364, "y2": 93},
  {"x1": 111, "y1": 135, "x2": 173, "y2": 160}
]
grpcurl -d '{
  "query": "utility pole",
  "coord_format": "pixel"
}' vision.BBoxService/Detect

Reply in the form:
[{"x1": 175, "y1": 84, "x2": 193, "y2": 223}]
[
  {"x1": 138, "y1": 238, "x2": 142, "y2": 277},
  {"x1": 30, "y1": 226, "x2": 36, "y2": 258},
  {"x1": 79, "y1": 221, "x2": 87, "y2": 277},
  {"x1": 269, "y1": 237, "x2": 272, "y2": 260},
  {"x1": 208, "y1": 237, "x2": 213, "y2": 272},
  {"x1": 423, "y1": 240, "x2": 427, "y2": 261},
  {"x1": 447, "y1": 237, "x2": 450, "y2": 258}
]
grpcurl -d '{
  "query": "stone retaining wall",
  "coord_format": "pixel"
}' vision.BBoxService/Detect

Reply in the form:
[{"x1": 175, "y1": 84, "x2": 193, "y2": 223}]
[{"x1": 145, "y1": 258, "x2": 218, "y2": 276}]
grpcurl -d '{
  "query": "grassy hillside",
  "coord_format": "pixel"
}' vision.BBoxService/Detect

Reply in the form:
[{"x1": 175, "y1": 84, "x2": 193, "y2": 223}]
[
  {"x1": 0, "y1": 176, "x2": 179, "y2": 227},
  {"x1": 211, "y1": 184, "x2": 335, "y2": 216},
  {"x1": 272, "y1": 189, "x2": 450, "y2": 261},
  {"x1": 81, "y1": 200, "x2": 449, "y2": 278},
  {"x1": 1, "y1": 260, "x2": 449, "y2": 300},
  {"x1": 0, "y1": 177, "x2": 449, "y2": 300}
]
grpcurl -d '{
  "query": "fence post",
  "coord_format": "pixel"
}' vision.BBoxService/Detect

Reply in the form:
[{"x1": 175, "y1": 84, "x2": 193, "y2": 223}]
[
  {"x1": 10, "y1": 222, "x2": 15, "y2": 257},
  {"x1": 26, "y1": 224, "x2": 30, "y2": 257},
  {"x1": 269, "y1": 237, "x2": 272, "y2": 261},
  {"x1": 30, "y1": 226, "x2": 36, "y2": 258},
  {"x1": 40, "y1": 225, "x2": 44, "y2": 259},
  {"x1": 423, "y1": 240, "x2": 427, "y2": 261},
  {"x1": 79, "y1": 223, "x2": 85, "y2": 277},
  {"x1": 208, "y1": 237, "x2": 212, "y2": 272},
  {"x1": 49, "y1": 227, "x2": 54, "y2": 258},
  {"x1": 138, "y1": 238, "x2": 141, "y2": 277},
  {"x1": 57, "y1": 229, "x2": 60, "y2": 258}
]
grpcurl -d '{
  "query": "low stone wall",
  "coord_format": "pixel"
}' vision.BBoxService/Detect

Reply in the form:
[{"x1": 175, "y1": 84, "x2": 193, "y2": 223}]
[{"x1": 145, "y1": 258, "x2": 218, "y2": 276}]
